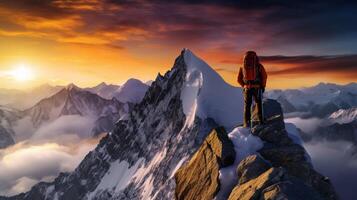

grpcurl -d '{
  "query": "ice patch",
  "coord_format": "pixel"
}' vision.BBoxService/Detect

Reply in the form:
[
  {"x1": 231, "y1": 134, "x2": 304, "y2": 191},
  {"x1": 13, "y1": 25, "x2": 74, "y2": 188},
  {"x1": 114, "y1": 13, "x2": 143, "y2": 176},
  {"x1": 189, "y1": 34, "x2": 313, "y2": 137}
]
[
  {"x1": 132, "y1": 148, "x2": 167, "y2": 200},
  {"x1": 87, "y1": 158, "x2": 143, "y2": 199},
  {"x1": 216, "y1": 127, "x2": 263, "y2": 199},
  {"x1": 181, "y1": 70, "x2": 202, "y2": 128}
]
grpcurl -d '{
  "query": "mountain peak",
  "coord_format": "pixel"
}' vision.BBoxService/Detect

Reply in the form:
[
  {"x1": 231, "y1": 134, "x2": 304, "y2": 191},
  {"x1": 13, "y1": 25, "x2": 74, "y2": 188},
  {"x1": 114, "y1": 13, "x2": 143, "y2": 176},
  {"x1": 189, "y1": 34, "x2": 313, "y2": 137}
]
[
  {"x1": 180, "y1": 48, "x2": 243, "y2": 129},
  {"x1": 97, "y1": 82, "x2": 108, "y2": 87},
  {"x1": 113, "y1": 78, "x2": 149, "y2": 103},
  {"x1": 122, "y1": 78, "x2": 144, "y2": 86},
  {"x1": 66, "y1": 83, "x2": 81, "y2": 91}
]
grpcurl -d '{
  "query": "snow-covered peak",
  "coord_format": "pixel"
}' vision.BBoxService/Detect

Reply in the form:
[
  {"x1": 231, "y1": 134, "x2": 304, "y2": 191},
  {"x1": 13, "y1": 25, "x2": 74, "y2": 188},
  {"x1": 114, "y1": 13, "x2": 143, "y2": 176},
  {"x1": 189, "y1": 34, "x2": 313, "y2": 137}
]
[
  {"x1": 266, "y1": 81, "x2": 357, "y2": 110},
  {"x1": 181, "y1": 49, "x2": 243, "y2": 130},
  {"x1": 328, "y1": 107, "x2": 357, "y2": 124},
  {"x1": 113, "y1": 78, "x2": 149, "y2": 104}
]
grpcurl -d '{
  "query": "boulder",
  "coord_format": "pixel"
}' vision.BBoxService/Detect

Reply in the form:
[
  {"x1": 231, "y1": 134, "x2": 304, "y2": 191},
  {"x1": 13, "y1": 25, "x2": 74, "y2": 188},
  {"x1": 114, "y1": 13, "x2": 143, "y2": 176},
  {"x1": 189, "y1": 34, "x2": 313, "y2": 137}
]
[
  {"x1": 229, "y1": 167, "x2": 324, "y2": 200},
  {"x1": 228, "y1": 167, "x2": 286, "y2": 200},
  {"x1": 261, "y1": 179, "x2": 324, "y2": 200},
  {"x1": 206, "y1": 126, "x2": 236, "y2": 167},
  {"x1": 237, "y1": 155, "x2": 271, "y2": 185},
  {"x1": 174, "y1": 127, "x2": 236, "y2": 200}
]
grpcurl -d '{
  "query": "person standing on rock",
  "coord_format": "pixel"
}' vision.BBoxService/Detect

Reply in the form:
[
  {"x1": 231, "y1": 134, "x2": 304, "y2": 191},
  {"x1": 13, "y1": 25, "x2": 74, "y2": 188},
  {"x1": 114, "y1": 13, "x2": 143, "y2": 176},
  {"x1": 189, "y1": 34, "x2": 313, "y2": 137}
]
[{"x1": 237, "y1": 51, "x2": 267, "y2": 127}]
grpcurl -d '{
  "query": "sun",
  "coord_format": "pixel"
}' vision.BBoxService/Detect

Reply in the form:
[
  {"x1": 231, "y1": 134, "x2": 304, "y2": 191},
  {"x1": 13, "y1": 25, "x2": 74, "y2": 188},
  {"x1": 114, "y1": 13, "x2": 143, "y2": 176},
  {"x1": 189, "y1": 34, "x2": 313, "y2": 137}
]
[{"x1": 9, "y1": 64, "x2": 34, "y2": 81}]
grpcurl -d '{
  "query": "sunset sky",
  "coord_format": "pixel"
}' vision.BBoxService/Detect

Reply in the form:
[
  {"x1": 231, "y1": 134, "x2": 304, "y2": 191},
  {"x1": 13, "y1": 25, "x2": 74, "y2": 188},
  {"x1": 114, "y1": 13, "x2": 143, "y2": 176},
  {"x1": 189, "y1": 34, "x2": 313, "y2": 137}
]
[{"x1": 0, "y1": 0, "x2": 356, "y2": 89}]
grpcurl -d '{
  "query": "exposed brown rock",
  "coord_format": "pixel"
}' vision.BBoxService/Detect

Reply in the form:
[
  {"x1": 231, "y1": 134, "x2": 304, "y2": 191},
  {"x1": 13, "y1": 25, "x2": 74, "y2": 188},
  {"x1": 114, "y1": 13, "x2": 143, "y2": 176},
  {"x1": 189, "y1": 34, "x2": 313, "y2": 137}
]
[
  {"x1": 228, "y1": 167, "x2": 286, "y2": 200},
  {"x1": 174, "y1": 127, "x2": 236, "y2": 200},
  {"x1": 229, "y1": 167, "x2": 324, "y2": 200},
  {"x1": 237, "y1": 155, "x2": 271, "y2": 185},
  {"x1": 249, "y1": 99, "x2": 338, "y2": 200},
  {"x1": 261, "y1": 180, "x2": 324, "y2": 200}
]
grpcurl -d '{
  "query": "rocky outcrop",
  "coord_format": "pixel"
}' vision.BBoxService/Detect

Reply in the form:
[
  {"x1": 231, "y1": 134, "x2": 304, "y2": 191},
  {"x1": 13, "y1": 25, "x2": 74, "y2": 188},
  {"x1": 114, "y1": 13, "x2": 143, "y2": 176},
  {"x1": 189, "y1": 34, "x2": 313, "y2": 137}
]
[
  {"x1": 175, "y1": 127, "x2": 235, "y2": 200},
  {"x1": 236, "y1": 154, "x2": 271, "y2": 185},
  {"x1": 228, "y1": 99, "x2": 338, "y2": 200},
  {"x1": 176, "y1": 99, "x2": 338, "y2": 200},
  {"x1": 229, "y1": 166, "x2": 324, "y2": 200}
]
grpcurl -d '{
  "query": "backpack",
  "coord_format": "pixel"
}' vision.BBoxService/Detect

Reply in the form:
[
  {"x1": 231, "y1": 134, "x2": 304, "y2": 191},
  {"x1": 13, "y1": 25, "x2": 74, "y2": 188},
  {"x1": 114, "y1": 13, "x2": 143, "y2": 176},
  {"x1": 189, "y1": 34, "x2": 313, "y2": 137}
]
[{"x1": 243, "y1": 52, "x2": 261, "y2": 84}]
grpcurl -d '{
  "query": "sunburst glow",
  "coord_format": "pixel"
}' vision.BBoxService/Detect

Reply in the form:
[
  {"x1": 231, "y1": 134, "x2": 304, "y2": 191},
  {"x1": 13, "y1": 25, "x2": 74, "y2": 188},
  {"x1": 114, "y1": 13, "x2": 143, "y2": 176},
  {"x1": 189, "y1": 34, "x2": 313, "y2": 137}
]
[{"x1": 9, "y1": 64, "x2": 34, "y2": 81}]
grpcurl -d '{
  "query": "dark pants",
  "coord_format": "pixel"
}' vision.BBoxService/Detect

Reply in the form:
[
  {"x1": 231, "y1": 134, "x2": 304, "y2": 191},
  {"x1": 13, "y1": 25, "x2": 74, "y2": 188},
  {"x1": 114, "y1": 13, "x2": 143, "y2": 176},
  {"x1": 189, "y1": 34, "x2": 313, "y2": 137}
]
[{"x1": 243, "y1": 88, "x2": 263, "y2": 127}]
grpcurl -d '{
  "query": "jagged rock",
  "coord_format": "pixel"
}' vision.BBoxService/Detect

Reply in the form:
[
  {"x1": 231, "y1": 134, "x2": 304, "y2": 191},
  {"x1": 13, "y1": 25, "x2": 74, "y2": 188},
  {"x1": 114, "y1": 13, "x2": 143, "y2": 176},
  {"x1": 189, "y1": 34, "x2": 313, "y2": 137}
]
[
  {"x1": 205, "y1": 126, "x2": 236, "y2": 167},
  {"x1": 251, "y1": 124, "x2": 292, "y2": 146},
  {"x1": 261, "y1": 179, "x2": 324, "y2": 200},
  {"x1": 248, "y1": 99, "x2": 338, "y2": 200},
  {"x1": 258, "y1": 143, "x2": 309, "y2": 166},
  {"x1": 237, "y1": 155, "x2": 271, "y2": 185},
  {"x1": 175, "y1": 127, "x2": 236, "y2": 200},
  {"x1": 229, "y1": 167, "x2": 324, "y2": 200},
  {"x1": 253, "y1": 98, "x2": 284, "y2": 121},
  {"x1": 228, "y1": 167, "x2": 287, "y2": 200}
]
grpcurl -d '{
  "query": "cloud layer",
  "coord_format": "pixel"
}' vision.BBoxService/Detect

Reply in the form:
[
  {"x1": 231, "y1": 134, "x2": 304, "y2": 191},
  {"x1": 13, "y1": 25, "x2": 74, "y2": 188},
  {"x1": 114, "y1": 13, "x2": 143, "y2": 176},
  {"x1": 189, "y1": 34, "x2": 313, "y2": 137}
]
[
  {"x1": 0, "y1": 114, "x2": 101, "y2": 196},
  {"x1": 0, "y1": 139, "x2": 99, "y2": 196},
  {"x1": 304, "y1": 140, "x2": 357, "y2": 200}
]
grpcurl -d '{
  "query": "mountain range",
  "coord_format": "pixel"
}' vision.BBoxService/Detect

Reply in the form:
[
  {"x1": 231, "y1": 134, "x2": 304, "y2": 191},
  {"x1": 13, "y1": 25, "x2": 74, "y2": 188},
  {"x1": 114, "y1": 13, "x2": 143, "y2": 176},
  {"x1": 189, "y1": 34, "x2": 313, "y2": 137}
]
[
  {"x1": 266, "y1": 82, "x2": 357, "y2": 118},
  {"x1": 0, "y1": 79, "x2": 150, "y2": 149},
  {"x1": 0, "y1": 49, "x2": 338, "y2": 200}
]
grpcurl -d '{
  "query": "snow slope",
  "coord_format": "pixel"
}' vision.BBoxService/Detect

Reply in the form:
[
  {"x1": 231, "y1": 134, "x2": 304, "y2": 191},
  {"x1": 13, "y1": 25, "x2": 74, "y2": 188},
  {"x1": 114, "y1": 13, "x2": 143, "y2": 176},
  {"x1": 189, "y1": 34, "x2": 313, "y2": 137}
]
[
  {"x1": 181, "y1": 49, "x2": 244, "y2": 130},
  {"x1": 328, "y1": 108, "x2": 357, "y2": 124}
]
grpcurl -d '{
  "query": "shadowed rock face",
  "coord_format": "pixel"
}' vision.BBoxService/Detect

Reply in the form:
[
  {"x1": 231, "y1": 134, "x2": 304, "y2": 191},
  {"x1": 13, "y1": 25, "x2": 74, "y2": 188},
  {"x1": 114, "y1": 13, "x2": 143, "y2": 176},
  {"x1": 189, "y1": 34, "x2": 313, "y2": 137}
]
[{"x1": 174, "y1": 127, "x2": 236, "y2": 200}]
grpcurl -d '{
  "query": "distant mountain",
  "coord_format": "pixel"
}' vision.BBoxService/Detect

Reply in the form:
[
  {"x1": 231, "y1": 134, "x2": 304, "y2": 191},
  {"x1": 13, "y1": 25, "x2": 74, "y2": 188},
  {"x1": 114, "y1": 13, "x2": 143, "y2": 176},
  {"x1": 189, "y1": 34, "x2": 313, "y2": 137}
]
[
  {"x1": 2, "y1": 49, "x2": 336, "y2": 200},
  {"x1": 113, "y1": 78, "x2": 149, "y2": 103},
  {"x1": 328, "y1": 108, "x2": 357, "y2": 124},
  {"x1": 24, "y1": 84, "x2": 127, "y2": 128},
  {"x1": 0, "y1": 106, "x2": 20, "y2": 148},
  {"x1": 266, "y1": 82, "x2": 357, "y2": 117},
  {"x1": 0, "y1": 84, "x2": 133, "y2": 148},
  {"x1": 0, "y1": 84, "x2": 64, "y2": 110},
  {"x1": 83, "y1": 79, "x2": 150, "y2": 104},
  {"x1": 298, "y1": 108, "x2": 357, "y2": 145},
  {"x1": 84, "y1": 82, "x2": 120, "y2": 100}
]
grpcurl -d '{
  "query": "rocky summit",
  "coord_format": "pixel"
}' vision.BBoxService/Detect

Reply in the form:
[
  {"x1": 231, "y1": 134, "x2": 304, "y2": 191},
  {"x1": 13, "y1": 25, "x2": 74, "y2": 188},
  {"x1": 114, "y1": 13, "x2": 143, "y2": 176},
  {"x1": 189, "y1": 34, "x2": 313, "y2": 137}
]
[
  {"x1": 175, "y1": 99, "x2": 338, "y2": 200},
  {"x1": 0, "y1": 49, "x2": 338, "y2": 200}
]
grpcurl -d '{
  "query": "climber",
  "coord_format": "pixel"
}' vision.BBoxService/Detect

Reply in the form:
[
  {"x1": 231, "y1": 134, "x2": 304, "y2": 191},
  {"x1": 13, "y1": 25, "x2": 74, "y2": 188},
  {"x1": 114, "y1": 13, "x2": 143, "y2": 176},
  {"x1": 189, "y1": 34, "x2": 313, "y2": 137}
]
[{"x1": 237, "y1": 51, "x2": 267, "y2": 128}]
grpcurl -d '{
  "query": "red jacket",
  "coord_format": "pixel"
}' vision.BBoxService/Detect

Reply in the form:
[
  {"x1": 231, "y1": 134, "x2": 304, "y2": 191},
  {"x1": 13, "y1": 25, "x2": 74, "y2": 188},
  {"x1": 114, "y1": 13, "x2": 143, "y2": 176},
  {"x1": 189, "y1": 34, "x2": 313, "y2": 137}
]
[{"x1": 237, "y1": 63, "x2": 267, "y2": 88}]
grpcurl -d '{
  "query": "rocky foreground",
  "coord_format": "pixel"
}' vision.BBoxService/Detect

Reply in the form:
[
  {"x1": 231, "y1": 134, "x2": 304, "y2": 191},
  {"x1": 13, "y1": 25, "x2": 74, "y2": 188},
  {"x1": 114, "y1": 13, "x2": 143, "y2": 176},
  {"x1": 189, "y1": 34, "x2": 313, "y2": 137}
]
[{"x1": 175, "y1": 99, "x2": 338, "y2": 200}]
